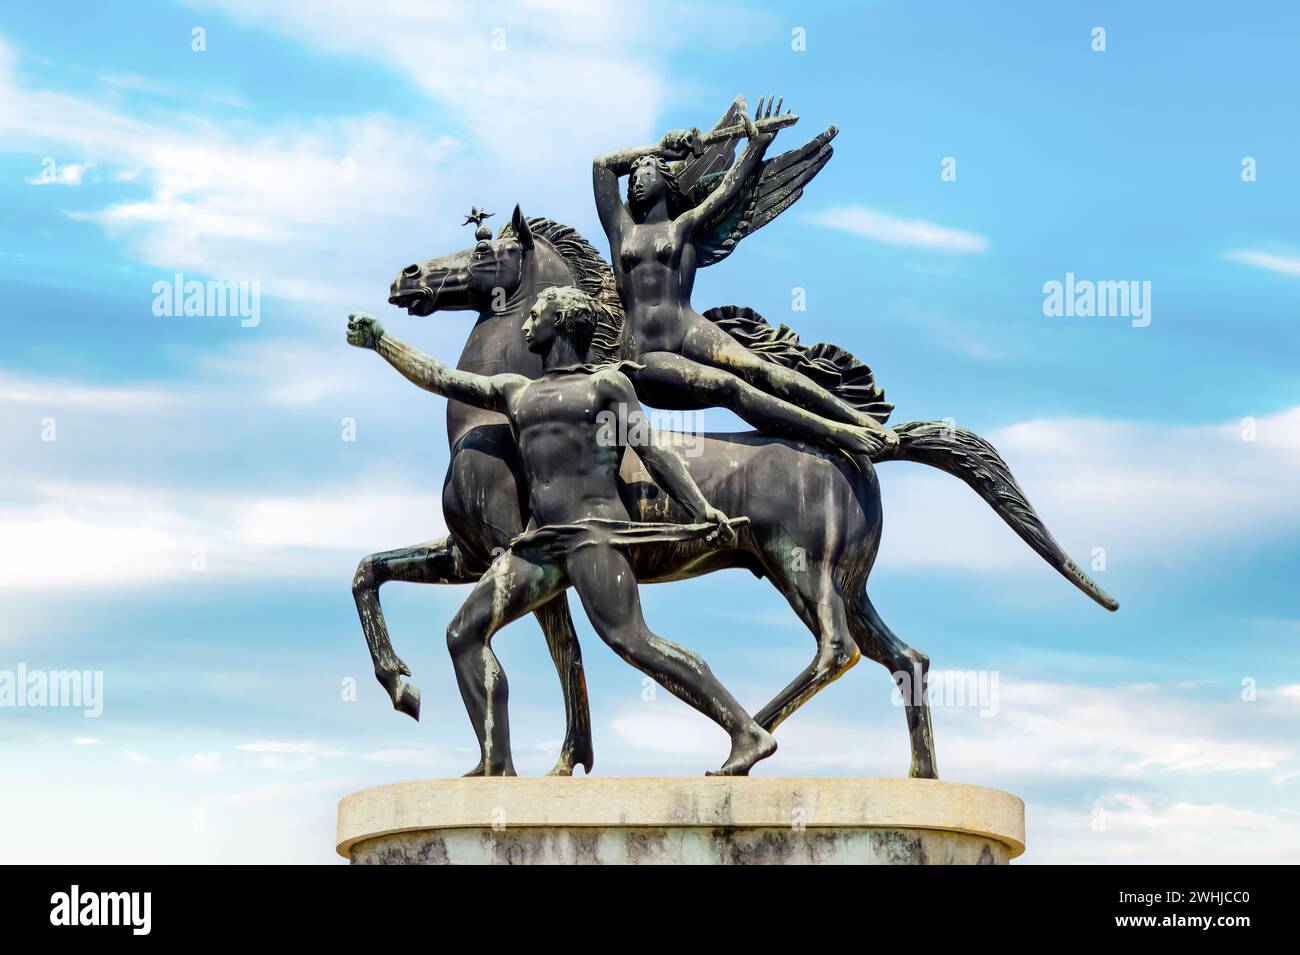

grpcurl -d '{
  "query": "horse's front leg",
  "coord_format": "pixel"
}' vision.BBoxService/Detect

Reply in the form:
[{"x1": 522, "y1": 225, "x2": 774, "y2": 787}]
[{"x1": 352, "y1": 536, "x2": 475, "y2": 720}]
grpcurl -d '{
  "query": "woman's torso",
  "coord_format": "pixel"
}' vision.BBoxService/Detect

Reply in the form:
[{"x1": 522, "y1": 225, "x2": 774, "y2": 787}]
[{"x1": 616, "y1": 219, "x2": 699, "y2": 355}]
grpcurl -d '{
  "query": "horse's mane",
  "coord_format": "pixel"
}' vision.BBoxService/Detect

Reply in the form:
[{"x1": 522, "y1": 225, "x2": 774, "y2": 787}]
[{"x1": 499, "y1": 216, "x2": 625, "y2": 363}]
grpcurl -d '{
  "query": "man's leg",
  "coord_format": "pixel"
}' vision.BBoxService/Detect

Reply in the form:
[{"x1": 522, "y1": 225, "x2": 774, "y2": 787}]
[
  {"x1": 566, "y1": 544, "x2": 776, "y2": 776},
  {"x1": 446, "y1": 551, "x2": 568, "y2": 776}
]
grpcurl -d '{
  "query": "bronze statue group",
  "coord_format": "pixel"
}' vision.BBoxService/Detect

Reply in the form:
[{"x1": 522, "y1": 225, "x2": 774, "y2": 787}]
[{"x1": 347, "y1": 96, "x2": 1117, "y2": 778}]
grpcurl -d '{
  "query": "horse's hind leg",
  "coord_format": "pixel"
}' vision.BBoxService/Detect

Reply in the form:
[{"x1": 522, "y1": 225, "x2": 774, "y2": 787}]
[
  {"x1": 753, "y1": 564, "x2": 861, "y2": 734},
  {"x1": 533, "y1": 596, "x2": 594, "y2": 776},
  {"x1": 849, "y1": 595, "x2": 938, "y2": 779},
  {"x1": 352, "y1": 536, "x2": 474, "y2": 720}
]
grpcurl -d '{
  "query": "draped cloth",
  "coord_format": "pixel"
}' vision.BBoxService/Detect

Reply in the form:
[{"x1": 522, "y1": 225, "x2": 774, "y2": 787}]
[{"x1": 508, "y1": 516, "x2": 749, "y2": 562}]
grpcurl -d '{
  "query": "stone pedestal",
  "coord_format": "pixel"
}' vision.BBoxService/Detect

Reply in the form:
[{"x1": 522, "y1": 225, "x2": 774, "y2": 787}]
[{"x1": 337, "y1": 777, "x2": 1025, "y2": 865}]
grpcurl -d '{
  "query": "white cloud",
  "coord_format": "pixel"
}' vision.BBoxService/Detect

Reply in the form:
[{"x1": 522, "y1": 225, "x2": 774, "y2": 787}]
[
  {"x1": 879, "y1": 406, "x2": 1300, "y2": 575},
  {"x1": 0, "y1": 35, "x2": 461, "y2": 303},
  {"x1": 0, "y1": 477, "x2": 443, "y2": 589},
  {"x1": 189, "y1": 752, "x2": 223, "y2": 773},
  {"x1": 237, "y1": 741, "x2": 346, "y2": 756},
  {"x1": 1034, "y1": 794, "x2": 1300, "y2": 864},
  {"x1": 71, "y1": 737, "x2": 98, "y2": 746},
  {"x1": 1224, "y1": 248, "x2": 1300, "y2": 277},
  {"x1": 357, "y1": 748, "x2": 443, "y2": 767},
  {"x1": 26, "y1": 160, "x2": 93, "y2": 185},
  {"x1": 809, "y1": 205, "x2": 990, "y2": 253},
  {"x1": 123, "y1": 750, "x2": 152, "y2": 765},
  {"x1": 223, "y1": 776, "x2": 355, "y2": 807},
  {"x1": 238, "y1": 741, "x2": 347, "y2": 768},
  {"x1": 193, "y1": 0, "x2": 676, "y2": 166},
  {"x1": 0, "y1": 1, "x2": 700, "y2": 305},
  {"x1": 610, "y1": 677, "x2": 1297, "y2": 781},
  {"x1": 0, "y1": 371, "x2": 179, "y2": 411},
  {"x1": 606, "y1": 676, "x2": 1300, "y2": 861}
]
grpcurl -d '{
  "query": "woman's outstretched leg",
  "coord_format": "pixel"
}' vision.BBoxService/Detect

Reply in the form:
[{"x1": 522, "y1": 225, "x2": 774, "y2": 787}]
[
  {"x1": 631, "y1": 350, "x2": 887, "y2": 457},
  {"x1": 683, "y1": 317, "x2": 894, "y2": 445}
]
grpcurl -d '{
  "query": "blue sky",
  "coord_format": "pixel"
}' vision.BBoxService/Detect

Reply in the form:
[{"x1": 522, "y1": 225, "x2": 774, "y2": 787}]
[{"x1": 1, "y1": 0, "x2": 1298, "y2": 863}]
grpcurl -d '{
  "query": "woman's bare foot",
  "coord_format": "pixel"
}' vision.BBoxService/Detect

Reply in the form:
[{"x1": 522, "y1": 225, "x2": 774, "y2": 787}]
[
  {"x1": 707, "y1": 725, "x2": 777, "y2": 776},
  {"x1": 834, "y1": 423, "x2": 898, "y2": 459}
]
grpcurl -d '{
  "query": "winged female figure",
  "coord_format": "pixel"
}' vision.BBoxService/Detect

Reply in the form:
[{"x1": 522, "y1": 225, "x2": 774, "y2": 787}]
[{"x1": 592, "y1": 95, "x2": 897, "y2": 457}]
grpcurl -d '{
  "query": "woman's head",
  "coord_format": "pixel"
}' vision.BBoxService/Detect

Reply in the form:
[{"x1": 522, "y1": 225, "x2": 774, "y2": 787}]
[{"x1": 628, "y1": 155, "x2": 685, "y2": 217}]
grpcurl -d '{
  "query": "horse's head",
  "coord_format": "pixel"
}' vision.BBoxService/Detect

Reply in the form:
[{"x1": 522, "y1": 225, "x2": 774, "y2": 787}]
[{"x1": 388, "y1": 204, "x2": 536, "y2": 316}]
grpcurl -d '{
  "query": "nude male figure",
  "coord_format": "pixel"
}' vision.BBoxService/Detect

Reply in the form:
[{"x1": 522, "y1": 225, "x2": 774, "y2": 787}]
[{"x1": 346, "y1": 287, "x2": 776, "y2": 776}]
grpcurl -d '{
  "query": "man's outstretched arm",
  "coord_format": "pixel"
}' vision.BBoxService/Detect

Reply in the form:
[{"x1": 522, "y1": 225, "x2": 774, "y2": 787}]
[{"x1": 347, "y1": 312, "x2": 519, "y2": 412}]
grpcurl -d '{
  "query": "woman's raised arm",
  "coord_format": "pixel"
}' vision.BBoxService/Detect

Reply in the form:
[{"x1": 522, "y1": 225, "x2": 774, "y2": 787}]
[{"x1": 683, "y1": 110, "x2": 772, "y2": 233}]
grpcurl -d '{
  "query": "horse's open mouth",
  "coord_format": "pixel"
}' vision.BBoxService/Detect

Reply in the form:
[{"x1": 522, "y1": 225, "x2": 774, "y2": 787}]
[{"x1": 388, "y1": 288, "x2": 431, "y2": 315}]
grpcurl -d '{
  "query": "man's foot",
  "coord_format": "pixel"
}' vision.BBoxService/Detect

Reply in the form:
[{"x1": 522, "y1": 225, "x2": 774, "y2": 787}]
[
  {"x1": 706, "y1": 725, "x2": 777, "y2": 776},
  {"x1": 463, "y1": 757, "x2": 517, "y2": 777}
]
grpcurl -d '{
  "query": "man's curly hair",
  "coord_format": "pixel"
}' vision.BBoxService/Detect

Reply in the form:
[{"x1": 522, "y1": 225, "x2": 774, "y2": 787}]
[{"x1": 535, "y1": 286, "x2": 600, "y2": 356}]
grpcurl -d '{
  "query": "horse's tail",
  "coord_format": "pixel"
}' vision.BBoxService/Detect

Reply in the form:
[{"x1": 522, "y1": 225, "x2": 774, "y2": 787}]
[{"x1": 880, "y1": 420, "x2": 1119, "y2": 612}]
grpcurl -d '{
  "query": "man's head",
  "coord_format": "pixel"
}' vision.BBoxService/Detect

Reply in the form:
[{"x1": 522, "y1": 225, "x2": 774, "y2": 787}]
[{"x1": 524, "y1": 286, "x2": 599, "y2": 359}]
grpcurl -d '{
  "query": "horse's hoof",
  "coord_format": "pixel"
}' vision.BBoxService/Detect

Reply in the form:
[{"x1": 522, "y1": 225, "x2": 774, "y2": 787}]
[
  {"x1": 393, "y1": 682, "x2": 421, "y2": 721},
  {"x1": 546, "y1": 741, "x2": 593, "y2": 777}
]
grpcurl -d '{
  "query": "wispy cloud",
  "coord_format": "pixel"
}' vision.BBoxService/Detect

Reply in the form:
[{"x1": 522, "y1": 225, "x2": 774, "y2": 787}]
[
  {"x1": 611, "y1": 677, "x2": 1296, "y2": 781},
  {"x1": 809, "y1": 205, "x2": 990, "y2": 253},
  {"x1": 0, "y1": 371, "x2": 181, "y2": 410},
  {"x1": 188, "y1": 752, "x2": 223, "y2": 773},
  {"x1": 879, "y1": 405, "x2": 1300, "y2": 574},
  {"x1": 238, "y1": 740, "x2": 348, "y2": 771},
  {"x1": 0, "y1": 478, "x2": 443, "y2": 589},
  {"x1": 1035, "y1": 794, "x2": 1299, "y2": 864},
  {"x1": 1224, "y1": 248, "x2": 1300, "y2": 277},
  {"x1": 26, "y1": 160, "x2": 93, "y2": 186},
  {"x1": 0, "y1": 0, "x2": 692, "y2": 304},
  {"x1": 357, "y1": 748, "x2": 443, "y2": 767},
  {"x1": 605, "y1": 675, "x2": 1299, "y2": 862}
]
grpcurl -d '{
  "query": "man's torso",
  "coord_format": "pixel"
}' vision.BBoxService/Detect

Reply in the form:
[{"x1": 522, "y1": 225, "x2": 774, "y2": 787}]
[{"x1": 506, "y1": 369, "x2": 630, "y2": 526}]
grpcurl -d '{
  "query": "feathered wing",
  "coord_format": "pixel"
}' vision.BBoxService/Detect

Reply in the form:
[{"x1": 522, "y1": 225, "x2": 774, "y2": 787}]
[
  {"x1": 694, "y1": 124, "x2": 838, "y2": 268},
  {"x1": 673, "y1": 101, "x2": 744, "y2": 198}
]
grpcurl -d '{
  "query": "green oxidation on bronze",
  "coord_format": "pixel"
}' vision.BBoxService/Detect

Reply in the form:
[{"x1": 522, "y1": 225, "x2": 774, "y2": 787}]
[
  {"x1": 348, "y1": 826, "x2": 1011, "y2": 866},
  {"x1": 347, "y1": 96, "x2": 1118, "y2": 780},
  {"x1": 350, "y1": 295, "x2": 778, "y2": 777},
  {"x1": 591, "y1": 95, "x2": 898, "y2": 459}
]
